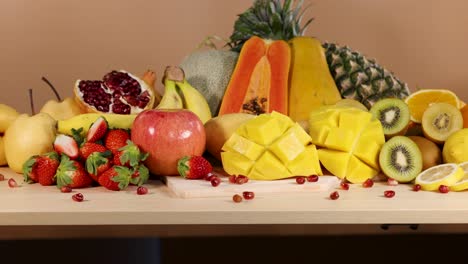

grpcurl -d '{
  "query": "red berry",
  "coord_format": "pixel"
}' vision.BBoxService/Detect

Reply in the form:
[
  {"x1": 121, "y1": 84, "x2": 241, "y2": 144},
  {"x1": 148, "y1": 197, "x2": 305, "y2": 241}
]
[
  {"x1": 211, "y1": 177, "x2": 221, "y2": 187},
  {"x1": 439, "y1": 185, "x2": 449, "y2": 194},
  {"x1": 387, "y1": 178, "x2": 399, "y2": 186},
  {"x1": 340, "y1": 182, "x2": 349, "y2": 190},
  {"x1": 242, "y1": 191, "x2": 255, "y2": 200},
  {"x1": 8, "y1": 178, "x2": 17, "y2": 188},
  {"x1": 0, "y1": 173, "x2": 5, "y2": 181},
  {"x1": 362, "y1": 179, "x2": 374, "y2": 188},
  {"x1": 330, "y1": 191, "x2": 339, "y2": 200},
  {"x1": 61, "y1": 186, "x2": 72, "y2": 193},
  {"x1": 413, "y1": 184, "x2": 422, "y2": 192},
  {"x1": 384, "y1": 190, "x2": 395, "y2": 198},
  {"x1": 72, "y1": 193, "x2": 84, "y2": 202},
  {"x1": 228, "y1": 175, "x2": 237, "y2": 184},
  {"x1": 307, "y1": 175, "x2": 319, "y2": 182},
  {"x1": 236, "y1": 175, "x2": 249, "y2": 184},
  {"x1": 233, "y1": 194, "x2": 243, "y2": 203},
  {"x1": 137, "y1": 186, "x2": 148, "y2": 195},
  {"x1": 296, "y1": 176, "x2": 306, "y2": 185}
]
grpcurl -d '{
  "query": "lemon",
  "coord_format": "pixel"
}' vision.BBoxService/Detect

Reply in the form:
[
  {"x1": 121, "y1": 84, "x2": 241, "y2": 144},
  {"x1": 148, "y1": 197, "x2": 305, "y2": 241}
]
[
  {"x1": 415, "y1": 163, "x2": 464, "y2": 191},
  {"x1": 451, "y1": 162, "x2": 468, "y2": 191}
]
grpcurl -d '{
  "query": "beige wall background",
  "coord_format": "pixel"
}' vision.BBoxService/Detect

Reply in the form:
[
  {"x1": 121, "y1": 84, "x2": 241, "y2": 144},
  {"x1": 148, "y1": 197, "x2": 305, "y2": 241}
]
[{"x1": 1, "y1": 0, "x2": 467, "y2": 114}]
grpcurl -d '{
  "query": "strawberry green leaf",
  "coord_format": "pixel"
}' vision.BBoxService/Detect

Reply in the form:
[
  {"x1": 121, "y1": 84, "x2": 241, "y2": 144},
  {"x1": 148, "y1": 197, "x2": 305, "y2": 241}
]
[
  {"x1": 119, "y1": 141, "x2": 144, "y2": 167},
  {"x1": 130, "y1": 165, "x2": 150, "y2": 186},
  {"x1": 112, "y1": 166, "x2": 132, "y2": 190},
  {"x1": 177, "y1": 156, "x2": 191, "y2": 178},
  {"x1": 71, "y1": 128, "x2": 85, "y2": 147},
  {"x1": 86, "y1": 152, "x2": 109, "y2": 175},
  {"x1": 55, "y1": 155, "x2": 77, "y2": 188},
  {"x1": 22, "y1": 156, "x2": 38, "y2": 183}
]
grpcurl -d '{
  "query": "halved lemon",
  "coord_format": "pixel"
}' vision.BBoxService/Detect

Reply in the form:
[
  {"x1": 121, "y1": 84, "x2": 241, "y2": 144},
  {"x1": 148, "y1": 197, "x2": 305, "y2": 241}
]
[
  {"x1": 415, "y1": 163, "x2": 464, "y2": 191},
  {"x1": 405, "y1": 89, "x2": 461, "y2": 123}
]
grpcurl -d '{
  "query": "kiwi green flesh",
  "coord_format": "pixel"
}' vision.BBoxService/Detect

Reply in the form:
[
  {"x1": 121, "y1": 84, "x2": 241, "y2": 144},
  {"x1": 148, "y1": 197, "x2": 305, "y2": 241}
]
[
  {"x1": 379, "y1": 136, "x2": 423, "y2": 182},
  {"x1": 370, "y1": 98, "x2": 410, "y2": 136},
  {"x1": 422, "y1": 103, "x2": 463, "y2": 142}
]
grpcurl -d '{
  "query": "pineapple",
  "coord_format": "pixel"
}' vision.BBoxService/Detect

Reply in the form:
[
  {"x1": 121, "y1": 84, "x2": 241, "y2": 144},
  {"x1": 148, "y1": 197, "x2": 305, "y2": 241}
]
[{"x1": 228, "y1": 0, "x2": 411, "y2": 108}]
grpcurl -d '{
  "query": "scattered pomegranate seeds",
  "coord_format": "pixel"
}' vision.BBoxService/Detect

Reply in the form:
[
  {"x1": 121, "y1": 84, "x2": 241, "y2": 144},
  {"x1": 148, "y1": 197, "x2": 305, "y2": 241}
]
[
  {"x1": 0, "y1": 173, "x2": 5, "y2": 181},
  {"x1": 60, "y1": 186, "x2": 72, "y2": 193},
  {"x1": 242, "y1": 191, "x2": 255, "y2": 200},
  {"x1": 413, "y1": 184, "x2": 422, "y2": 192},
  {"x1": 362, "y1": 179, "x2": 374, "y2": 188},
  {"x1": 8, "y1": 178, "x2": 17, "y2": 188},
  {"x1": 296, "y1": 176, "x2": 306, "y2": 185},
  {"x1": 228, "y1": 175, "x2": 237, "y2": 183},
  {"x1": 233, "y1": 194, "x2": 243, "y2": 203},
  {"x1": 439, "y1": 185, "x2": 449, "y2": 194},
  {"x1": 387, "y1": 178, "x2": 399, "y2": 186},
  {"x1": 340, "y1": 182, "x2": 349, "y2": 190},
  {"x1": 205, "y1": 173, "x2": 216, "y2": 181},
  {"x1": 137, "y1": 186, "x2": 148, "y2": 195},
  {"x1": 307, "y1": 175, "x2": 319, "y2": 182},
  {"x1": 384, "y1": 190, "x2": 395, "y2": 198},
  {"x1": 72, "y1": 193, "x2": 84, "y2": 202},
  {"x1": 330, "y1": 191, "x2": 340, "y2": 200},
  {"x1": 236, "y1": 175, "x2": 249, "y2": 184},
  {"x1": 211, "y1": 177, "x2": 221, "y2": 187}
]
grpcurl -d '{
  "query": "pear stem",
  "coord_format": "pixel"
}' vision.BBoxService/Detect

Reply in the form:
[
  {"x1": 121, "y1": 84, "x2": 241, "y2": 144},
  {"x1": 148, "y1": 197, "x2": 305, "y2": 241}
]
[
  {"x1": 28, "y1": 89, "x2": 36, "y2": 115},
  {"x1": 41, "y1": 76, "x2": 62, "y2": 101}
]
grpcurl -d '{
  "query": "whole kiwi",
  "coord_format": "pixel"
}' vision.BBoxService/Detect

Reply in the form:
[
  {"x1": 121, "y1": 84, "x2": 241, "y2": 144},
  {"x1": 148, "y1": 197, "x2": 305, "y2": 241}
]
[{"x1": 408, "y1": 136, "x2": 442, "y2": 170}]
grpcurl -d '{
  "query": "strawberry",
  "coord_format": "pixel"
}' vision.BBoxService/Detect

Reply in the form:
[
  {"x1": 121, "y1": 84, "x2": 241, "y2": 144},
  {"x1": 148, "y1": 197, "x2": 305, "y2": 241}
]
[
  {"x1": 177, "y1": 156, "x2": 213, "y2": 180},
  {"x1": 80, "y1": 142, "x2": 108, "y2": 160},
  {"x1": 54, "y1": 134, "x2": 79, "y2": 159},
  {"x1": 113, "y1": 140, "x2": 148, "y2": 167},
  {"x1": 22, "y1": 152, "x2": 60, "y2": 184},
  {"x1": 104, "y1": 129, "x2": 130, "y2": 153},
  {"x1": 130, "y1": 164, "x2": 150, "y2": 186},
  {"x1": 86, "y1": 116, "x2": 108, "y2": 143},
  {"x1": 98, "y1": 166, "x2": 133, "y2": 191},
  {"x1": 56, "y1": 155, "x2": 93, "y2": 189},
  {"x1": 85, "y1": 151, "x2": 112, "y2": 182}
]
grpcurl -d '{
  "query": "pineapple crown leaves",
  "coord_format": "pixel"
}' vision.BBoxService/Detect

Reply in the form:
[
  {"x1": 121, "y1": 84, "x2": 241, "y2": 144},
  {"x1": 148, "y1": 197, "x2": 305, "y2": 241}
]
[
  {"x1": 130, "y1": 164, "x2": 150, "y2": 186},
  {"x1": 55, "y1": 155, "x2": 77, "y2": 188},
  {"x1": 85, "y1": 151, "x2": 112, "y2": 176},
  {"x1": 111, "y1": 166, "x2": 133, "y2": 190},
  {"x1": 228, "y1": 0, "x2": 313, "y2": 51},
  {"x1": 118, "y1": 140, "x2": 148, "y2": 167}
]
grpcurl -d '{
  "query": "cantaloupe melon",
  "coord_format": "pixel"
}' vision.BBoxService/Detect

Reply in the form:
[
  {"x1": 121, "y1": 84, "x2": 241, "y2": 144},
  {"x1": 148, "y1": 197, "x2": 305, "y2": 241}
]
[{"x1": 180, "y1": 50, "x2": 238, "y2": 115}]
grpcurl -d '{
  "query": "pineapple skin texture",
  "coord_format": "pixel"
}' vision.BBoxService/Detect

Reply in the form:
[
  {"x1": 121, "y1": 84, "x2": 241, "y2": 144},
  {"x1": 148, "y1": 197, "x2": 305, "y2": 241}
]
[
  {"x1": 221, "y1": 111, "x2": 322, "y2": 180},
  {"x1": 288, "y1": 37, "x2": 342, "y2": 123},
  {"x1": 309, "y1": 106, "x2": 385, "y2": 183}
]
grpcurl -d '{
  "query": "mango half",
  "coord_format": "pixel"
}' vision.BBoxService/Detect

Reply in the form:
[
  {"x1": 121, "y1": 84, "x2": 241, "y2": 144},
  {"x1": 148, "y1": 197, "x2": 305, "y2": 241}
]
[
  {"x1": 221, "y1": 112, "x2": 322, "y2": 180},
  {"x1": 309, "y1": 106, "x2": 385, "y2": 183}
]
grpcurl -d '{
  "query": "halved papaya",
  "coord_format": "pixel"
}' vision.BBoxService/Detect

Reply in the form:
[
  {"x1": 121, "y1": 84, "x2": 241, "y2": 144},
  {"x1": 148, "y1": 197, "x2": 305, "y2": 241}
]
[{"x1": 218, "y1": 36, "x2": 290, "y2": 116}]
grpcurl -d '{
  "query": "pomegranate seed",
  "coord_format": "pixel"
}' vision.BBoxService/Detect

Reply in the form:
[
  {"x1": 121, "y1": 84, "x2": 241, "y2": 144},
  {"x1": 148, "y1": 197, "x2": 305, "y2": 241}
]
[
  {"x1": 211, "y1": 177, "x2": 221, "y2": 187},
  {"x1": 205, "y1": 174, "x2": 216, "y2": 181},
  {"x1": 362, "y1": 179, "x2": 374, "y2": 188},
  {"x1": 8, "y1": 178, "x2": 17, "y2": 188},
  {"x1": 0, "y1": 173, "x2": 5, "y2": 181},
  {"x1": 340, "y1": 182, "x2": 349, "y2": 190},
  {"x1": 296, "y1": 176, "x2": 306, "y2": 185},
  {"x1": 330, "y1": 191, "x2": 340, "y2": 200},
  {"x1": 72, "y1": 193, "x2": 84, "y2": 202},
  {"x1": 387, "y1": 178, "x2": 399, "y2": 186},
  {"x1": 439, "y1": 185, "x2": 449, "y2": 194},
  {"x1": 384, "y1": 190, "x2": 395, "y2": 198},
  {"x1": 242, "y1": 191, "x2": 255, "y2": 200},
  {"x1": 413, "y1": 184, "x2": 422, "y2": 192},
  {"x1": 236, "y1": 175, "x2": 249, "y2": 184},
  {"x1": 307, "y1": 175, "x2": 319, "y2": 182},
  {"x1": 137, "y1": 186, "x2": 148, "y2": 195},
  {"x1": 233, "y1": 194, "x2": 243, "y2": 203},
  {"x1": 60, "y1": 186, "x2": 72, "y2": 193},
  {"x1": 228, "y1": 175, "x2": 237, "y2": 184}
]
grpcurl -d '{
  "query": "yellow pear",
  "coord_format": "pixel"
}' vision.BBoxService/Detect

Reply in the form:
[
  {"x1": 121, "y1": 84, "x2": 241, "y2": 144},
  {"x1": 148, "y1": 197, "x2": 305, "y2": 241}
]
[
  {"x1": 0, "y1": 104, "x2": 20, "y2": 133},
  {"x1": 4, "y1": 113, "x2": 57, "y2": 173},
  {"x1": 0, "y1": 137, "x2": 7, "y2": 166},
  {"x1": 39, "y1": 77, "x2": 83, "y2": 120}
]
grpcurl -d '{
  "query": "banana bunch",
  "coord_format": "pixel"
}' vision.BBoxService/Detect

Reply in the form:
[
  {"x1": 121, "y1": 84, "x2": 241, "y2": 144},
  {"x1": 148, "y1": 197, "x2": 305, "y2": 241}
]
[{"x1": 157, "y1": 66, "x2": 212, "y2": 124}]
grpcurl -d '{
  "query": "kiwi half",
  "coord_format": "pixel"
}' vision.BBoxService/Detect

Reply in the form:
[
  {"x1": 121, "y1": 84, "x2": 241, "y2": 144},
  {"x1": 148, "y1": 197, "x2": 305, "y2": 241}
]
[
  {"x1": 379, "y1": 136, "x2": 423, "y2": 183},
  {"x1": 370, "y1": 98, "x2": 410, "y2": 138},
  {"x1": 422, "y1": 102, "x2": 463, "y2": 144}
]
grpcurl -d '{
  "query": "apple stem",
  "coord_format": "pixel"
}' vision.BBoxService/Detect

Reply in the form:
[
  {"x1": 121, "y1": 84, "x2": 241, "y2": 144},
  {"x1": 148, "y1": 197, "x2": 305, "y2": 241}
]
[
  {"x1": 41, "y1": 76, "x2": 62, "y2": 101},
  {"x1": 28, "y1": 88, "x2": 36, "y2": 115}
]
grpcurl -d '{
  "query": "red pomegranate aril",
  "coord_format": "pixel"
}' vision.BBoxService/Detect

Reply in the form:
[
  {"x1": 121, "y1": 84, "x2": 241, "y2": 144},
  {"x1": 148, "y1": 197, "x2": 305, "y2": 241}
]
[
  {"x1": 236, "y1": 175, "x2": 249, "y2": 184},
  {"x1": 72, "y1": 193, "x2": 84, "y2": 202},
  {"x1": 296, "y1": 176, "x2": 306, "y2": 185},
  {"x1": 413, "y1": 184, "x2": 422, "y2": 192},
  {"x1": 61, "y1": 186, "x2": 72, "y2": 193},
  {"x1": 211, "y1": 177, "x2": 221, "y2": 187},
  {"x1": 362, "y1": 179, "x2": 374, "y2": 188},
  {"x1": 0, "y1": 173, "x2": 4, "y2": 181},
  {"x1": 233, "y1": 194, "x2": 243, "y2": 203},
  {"x1": 242, "y1": 191, "x2": 255, "y2": 200},
  {"x1": 307, "y1": 175, "x2": 319, "y2": 182},
  {"x1": 384, "y1": 190, "x2": 395, "y2": 198},
  {"x1": 387, "y1": 178, "x2": 399, "y2": 186},
  {"x1": 330, "y1": 191, "x2": 340, "y2": 200},
  {"x1": 8, "y1": 178, "x2": 17, "y2": 188},
  {"x1": 439, "y1": 185, "x2": 449, "y2": 194},
  {"x1": 228, "y1": 175, "x2": 237, "y2": 184},
  {"x1": 137, "y1": 186, "x2": 148, "y2": 195},
  {"x1": 340, "y1": 182, "x2": 349, "y2": 190},
  {"x1": 205, "y1": 174, "x2": 216, "y2": 181}
]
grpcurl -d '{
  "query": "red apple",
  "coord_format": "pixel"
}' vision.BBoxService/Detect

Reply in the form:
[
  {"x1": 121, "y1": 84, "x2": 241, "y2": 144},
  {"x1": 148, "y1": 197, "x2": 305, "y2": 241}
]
[{"x1": 131, "y1": 109, "x2": 206, "y2": 176}]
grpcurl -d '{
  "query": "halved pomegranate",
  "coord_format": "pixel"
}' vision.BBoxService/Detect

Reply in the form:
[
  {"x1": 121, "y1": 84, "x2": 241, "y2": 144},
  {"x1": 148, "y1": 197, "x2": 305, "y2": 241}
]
[{"x1": 74, "y1": 70, "x2": 157, "y2": 115}]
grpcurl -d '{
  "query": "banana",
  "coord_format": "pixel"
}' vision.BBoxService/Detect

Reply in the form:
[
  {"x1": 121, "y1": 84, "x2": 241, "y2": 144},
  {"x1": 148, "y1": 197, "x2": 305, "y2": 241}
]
[
  {"x1": 176, "y1": 80, "x2": 212, "y2": 124},
  {"x1": 156, "y1": 79, "x2": 184, "y2": 109},
  {"x1": 57, "y1": 113, "x2": 136, "y2": 136}
]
